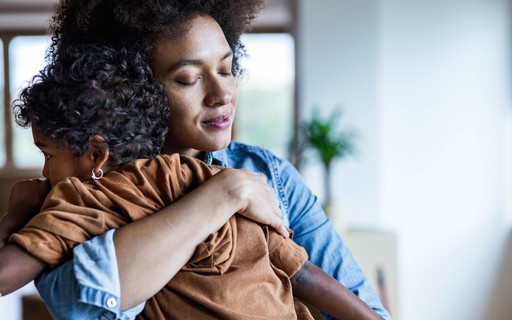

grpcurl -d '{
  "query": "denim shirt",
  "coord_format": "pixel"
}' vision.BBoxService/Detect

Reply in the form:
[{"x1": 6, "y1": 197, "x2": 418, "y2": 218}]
[{"x1": 36, "y1": 141, "x2": 391, "y2": 320}]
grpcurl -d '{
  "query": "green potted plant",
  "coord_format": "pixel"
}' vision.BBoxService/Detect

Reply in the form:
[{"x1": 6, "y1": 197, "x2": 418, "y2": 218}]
[{"x1": 301, "y1": 107, "x2": 356, "y2": 217}]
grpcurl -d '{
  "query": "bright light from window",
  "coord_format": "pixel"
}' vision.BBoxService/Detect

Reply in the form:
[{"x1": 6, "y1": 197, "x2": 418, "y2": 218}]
[
  {"x1": 9, "y1": 36, "x2": 49, "y2": 169},
  {"x1": 236, "y1": 33, "x2": 295, "y2": 159}
]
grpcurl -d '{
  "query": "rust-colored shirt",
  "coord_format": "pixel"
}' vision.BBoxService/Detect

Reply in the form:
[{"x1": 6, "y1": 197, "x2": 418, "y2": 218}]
[{"x1": 11, "y1": 154, "x2": 311, "y2": 319}]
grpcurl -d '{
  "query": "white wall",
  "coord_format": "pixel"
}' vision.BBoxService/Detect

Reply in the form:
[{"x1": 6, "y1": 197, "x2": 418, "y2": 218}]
[
  {"x1": 298, "y1": 0, "x2": 382, "y2": 228},
  {"x1": 298, "y1": 0, "x2": 512, "y2": 319}
]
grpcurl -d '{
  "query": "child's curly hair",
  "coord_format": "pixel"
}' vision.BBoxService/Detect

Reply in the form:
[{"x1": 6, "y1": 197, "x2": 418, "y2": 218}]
[
  {"x1": 48, "y1": 0, "x2": 265, "y2": 76},
  {"x1": 13, "y1": 44, "x2": 170, "y2": 168}
]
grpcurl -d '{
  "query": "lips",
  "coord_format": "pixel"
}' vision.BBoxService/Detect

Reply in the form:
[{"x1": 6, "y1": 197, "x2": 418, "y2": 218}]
[{"x1": 202, "y1": 114, "x2": 232, "y2": 129}]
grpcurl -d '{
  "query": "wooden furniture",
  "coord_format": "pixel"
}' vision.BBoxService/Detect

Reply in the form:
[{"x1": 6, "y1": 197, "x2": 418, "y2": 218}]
[
  {"x1": 344, "y1": 228, "x2": 398, "y2": 319},
  {"x1": 22, "y1": 293, "x2": 52, "y2": 320}
]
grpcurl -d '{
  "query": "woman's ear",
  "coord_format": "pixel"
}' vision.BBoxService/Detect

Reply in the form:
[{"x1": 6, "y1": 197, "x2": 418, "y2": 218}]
[{"x1": 87, "y1": 135, "x2": 110, "y2": 174}]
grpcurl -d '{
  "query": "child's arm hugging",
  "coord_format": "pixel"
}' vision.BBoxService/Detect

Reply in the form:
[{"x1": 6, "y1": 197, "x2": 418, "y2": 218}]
[{"x1": 0, "y1": 179, "x2": 50, "y2": 248}]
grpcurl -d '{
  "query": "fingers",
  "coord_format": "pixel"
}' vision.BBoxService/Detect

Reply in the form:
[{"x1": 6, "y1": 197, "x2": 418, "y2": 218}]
[
  {"x1": 11, "y1": 178, "x2": 50, "y2": 195},
  {"x1": 268, "y1": 206, "x2": 289, "y2": 238},
  {"x1": 274, "y1": 206, "x2": 283, "y2": 218},
  {"x1": 30, "y1": 178, "x2": 51, "y2": 194},
  {"x1": 215, "y1": 168, "x2": 290, "y2": 238},
  {"x1": 275, "y1": 225, "x2": 290, "y2": 238},
  {"x1": 9, "y1": 179, "x2": 51, "y2": 215}
]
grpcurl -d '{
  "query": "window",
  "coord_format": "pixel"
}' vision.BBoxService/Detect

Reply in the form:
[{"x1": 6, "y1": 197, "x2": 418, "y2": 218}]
[
  {"x1": 236, "y1": 33, "x2": 295, "y2": 159},
  {"x1": 9, "y1": 36, "x2": 49, "y2": 169},
  {"x1": 0, "y1": 35, "x2": 49, "y2": 171}
]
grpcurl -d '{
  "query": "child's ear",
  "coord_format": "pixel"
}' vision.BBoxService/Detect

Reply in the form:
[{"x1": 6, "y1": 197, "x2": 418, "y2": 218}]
[{"x1": 88, "y1": 135, "x2": 110, "y2": 172}]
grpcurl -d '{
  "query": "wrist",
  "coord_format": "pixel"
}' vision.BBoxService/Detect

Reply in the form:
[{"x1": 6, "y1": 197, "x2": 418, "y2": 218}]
[
  {"x1": 0, "y1": 227, "x2": 10, "y2": 248},
  {"x1": 0, "y1": 211, "x2": 33, "y2": 236},
  {"x1": 207, "y1": 169, "x2": 247, "y2": 213}
]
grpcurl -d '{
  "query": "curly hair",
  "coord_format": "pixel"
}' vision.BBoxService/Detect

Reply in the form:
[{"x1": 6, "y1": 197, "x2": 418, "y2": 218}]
[
  {"x1": 47, "y1": 0, "x2": 265, "y2": 76},
  {"x1": 13, "y1": 44, "x2": 170, "y2": 169}
]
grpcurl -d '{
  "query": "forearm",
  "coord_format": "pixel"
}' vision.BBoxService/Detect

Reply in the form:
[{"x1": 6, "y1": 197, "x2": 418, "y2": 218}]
[
  {"x1": 0, "y1": 245, "x2": 46, "y2": 296},
  {"x1": 292, "y1": 261, "x2": 383, "y2": 320},
  {"x1": 115, "y1": 169, "x2": 257, "y2": 310},
  {"x1": 0, "y1": 212, "x2": 31, "y2": 248},
  {"x1": 0, "y1": 213, "x2": 16, "y2": 248}
]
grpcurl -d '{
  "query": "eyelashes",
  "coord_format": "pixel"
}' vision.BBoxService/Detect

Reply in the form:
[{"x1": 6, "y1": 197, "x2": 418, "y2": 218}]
[
  {"x1": 175, "y1": 68, "x2": 233, "y2": 87},
  {"x1": 176, "y1": 78, "x2": 199, "y2": 87}
]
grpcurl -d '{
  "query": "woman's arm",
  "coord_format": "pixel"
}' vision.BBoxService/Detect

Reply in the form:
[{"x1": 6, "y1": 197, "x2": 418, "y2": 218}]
[
  {"x1": 292, "y1": 261, "x2": 383, "y2": 320},
  {"x1": 36, "y1": 168, "x2": 286, "y2": 317},
  {"x1": 115, "y1": 168, "x2": 287, "y2": 309}
]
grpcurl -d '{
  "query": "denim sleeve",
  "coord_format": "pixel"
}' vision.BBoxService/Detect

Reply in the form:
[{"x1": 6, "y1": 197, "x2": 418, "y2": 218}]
[
  {"x1": 277, "y1": 160, "x2": 392, "y2": 320},
  {"x1": 35, "y1": 229, "x2": 145, "y2": 320}
]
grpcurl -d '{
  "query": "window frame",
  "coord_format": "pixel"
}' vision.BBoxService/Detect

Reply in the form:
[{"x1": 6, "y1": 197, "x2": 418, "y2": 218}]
[
  {"x1": 1, "y1": 31, "x2": 47, "y2": 178},
  {"x1": 248, "y1": 0, "x2": 300, "y2": 166}
]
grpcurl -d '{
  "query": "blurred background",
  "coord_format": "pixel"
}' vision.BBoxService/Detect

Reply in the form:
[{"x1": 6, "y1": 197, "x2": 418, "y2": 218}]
[{"x1": 0, "y1": 0, "x2": 511, "y2": 319}]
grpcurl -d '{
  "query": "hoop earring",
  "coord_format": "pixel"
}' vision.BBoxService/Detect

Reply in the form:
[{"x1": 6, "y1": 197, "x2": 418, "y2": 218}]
[{"x1": 91, "y1": 168, "x2": 104, "y2": 180}]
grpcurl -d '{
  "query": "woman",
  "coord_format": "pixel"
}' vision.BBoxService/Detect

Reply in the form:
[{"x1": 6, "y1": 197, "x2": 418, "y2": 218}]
[
  {"x1": 3, "y1": 43, "x2": 380, "y2": 319},
  {"x1": 23, "y1": 0, "x2": 391, "y2": 319}
]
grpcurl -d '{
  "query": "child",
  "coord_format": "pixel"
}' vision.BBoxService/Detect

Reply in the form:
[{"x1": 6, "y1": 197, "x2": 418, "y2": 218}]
[{"x1": 0, "y1": 44, "x2": 382, "y2": 320}]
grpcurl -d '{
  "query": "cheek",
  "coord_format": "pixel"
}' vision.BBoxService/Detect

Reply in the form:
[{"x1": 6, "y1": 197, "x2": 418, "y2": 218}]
[
  {"x1": 67, "y1": 156, "x2": 95, "y2": 182},
  {"x1": 76, "y1": 166, "x2": 92, "y2": 181},
  {"x1": 48, "y1": 164, "x2": 69, "y2": 186},
  {"x1": 166, "y1": 104, "x2": 193, "y2": 139},
  {"x1": 167, "y1": 91, "x2": 201, "y2": 122}
]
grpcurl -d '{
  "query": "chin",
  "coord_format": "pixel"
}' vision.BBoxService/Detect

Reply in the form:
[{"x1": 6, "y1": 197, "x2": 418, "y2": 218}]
[{"x1": 203, "y1": 140, "x2": 231, "y2": 152}]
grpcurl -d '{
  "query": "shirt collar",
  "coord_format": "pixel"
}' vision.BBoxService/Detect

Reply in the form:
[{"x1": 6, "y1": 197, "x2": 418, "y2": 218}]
[{"x1": 202, "y1": 149, "x2": 229, "y2": 167}]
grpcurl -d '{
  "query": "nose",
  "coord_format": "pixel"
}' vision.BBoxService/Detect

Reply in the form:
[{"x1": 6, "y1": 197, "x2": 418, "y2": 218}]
[
  {"x1": 204, "y1": 77, "x2": 232, "y2": 107},
  {"x1": 42, "y1": 162, "x2": 49, "y2": 180}
]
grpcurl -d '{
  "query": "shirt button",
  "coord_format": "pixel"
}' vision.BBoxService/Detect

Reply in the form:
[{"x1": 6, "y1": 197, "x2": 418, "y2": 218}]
[{"x1": 106, "y1": 297, "x2": 117, "y2": 309}]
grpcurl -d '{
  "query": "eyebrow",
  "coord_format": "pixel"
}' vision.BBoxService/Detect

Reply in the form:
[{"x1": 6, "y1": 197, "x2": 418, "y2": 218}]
[{"x1": 169, "y1": 51, "x2": 233, "y2": 72}]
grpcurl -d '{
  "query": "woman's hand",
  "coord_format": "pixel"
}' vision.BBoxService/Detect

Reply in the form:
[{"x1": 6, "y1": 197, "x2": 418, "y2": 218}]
[
  {"x1": 0, "y1": 179, "x2": 51, "y2": 247},
  {"x1": 213, "y1": 168, "x2": 289, "y2": 238},
  {"x1": 113, "y1": 166, "x2": 288, "y2": 309}
]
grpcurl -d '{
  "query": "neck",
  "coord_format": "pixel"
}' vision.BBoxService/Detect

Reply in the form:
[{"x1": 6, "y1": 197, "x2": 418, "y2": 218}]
[{"x1": 161, "y1": 144, "x2": 202, "y2": 159}]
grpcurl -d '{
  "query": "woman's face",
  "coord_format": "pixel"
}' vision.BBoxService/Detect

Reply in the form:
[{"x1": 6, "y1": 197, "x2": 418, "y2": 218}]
[{"x1": 151, "y1": 15, "x2": 238, "y2": 157}]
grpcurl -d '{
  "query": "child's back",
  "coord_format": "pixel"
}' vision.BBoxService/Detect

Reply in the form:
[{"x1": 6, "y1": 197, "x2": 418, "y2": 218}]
[{"x1": 12, "y1": 154, "x2": 312, "y2": 319}]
